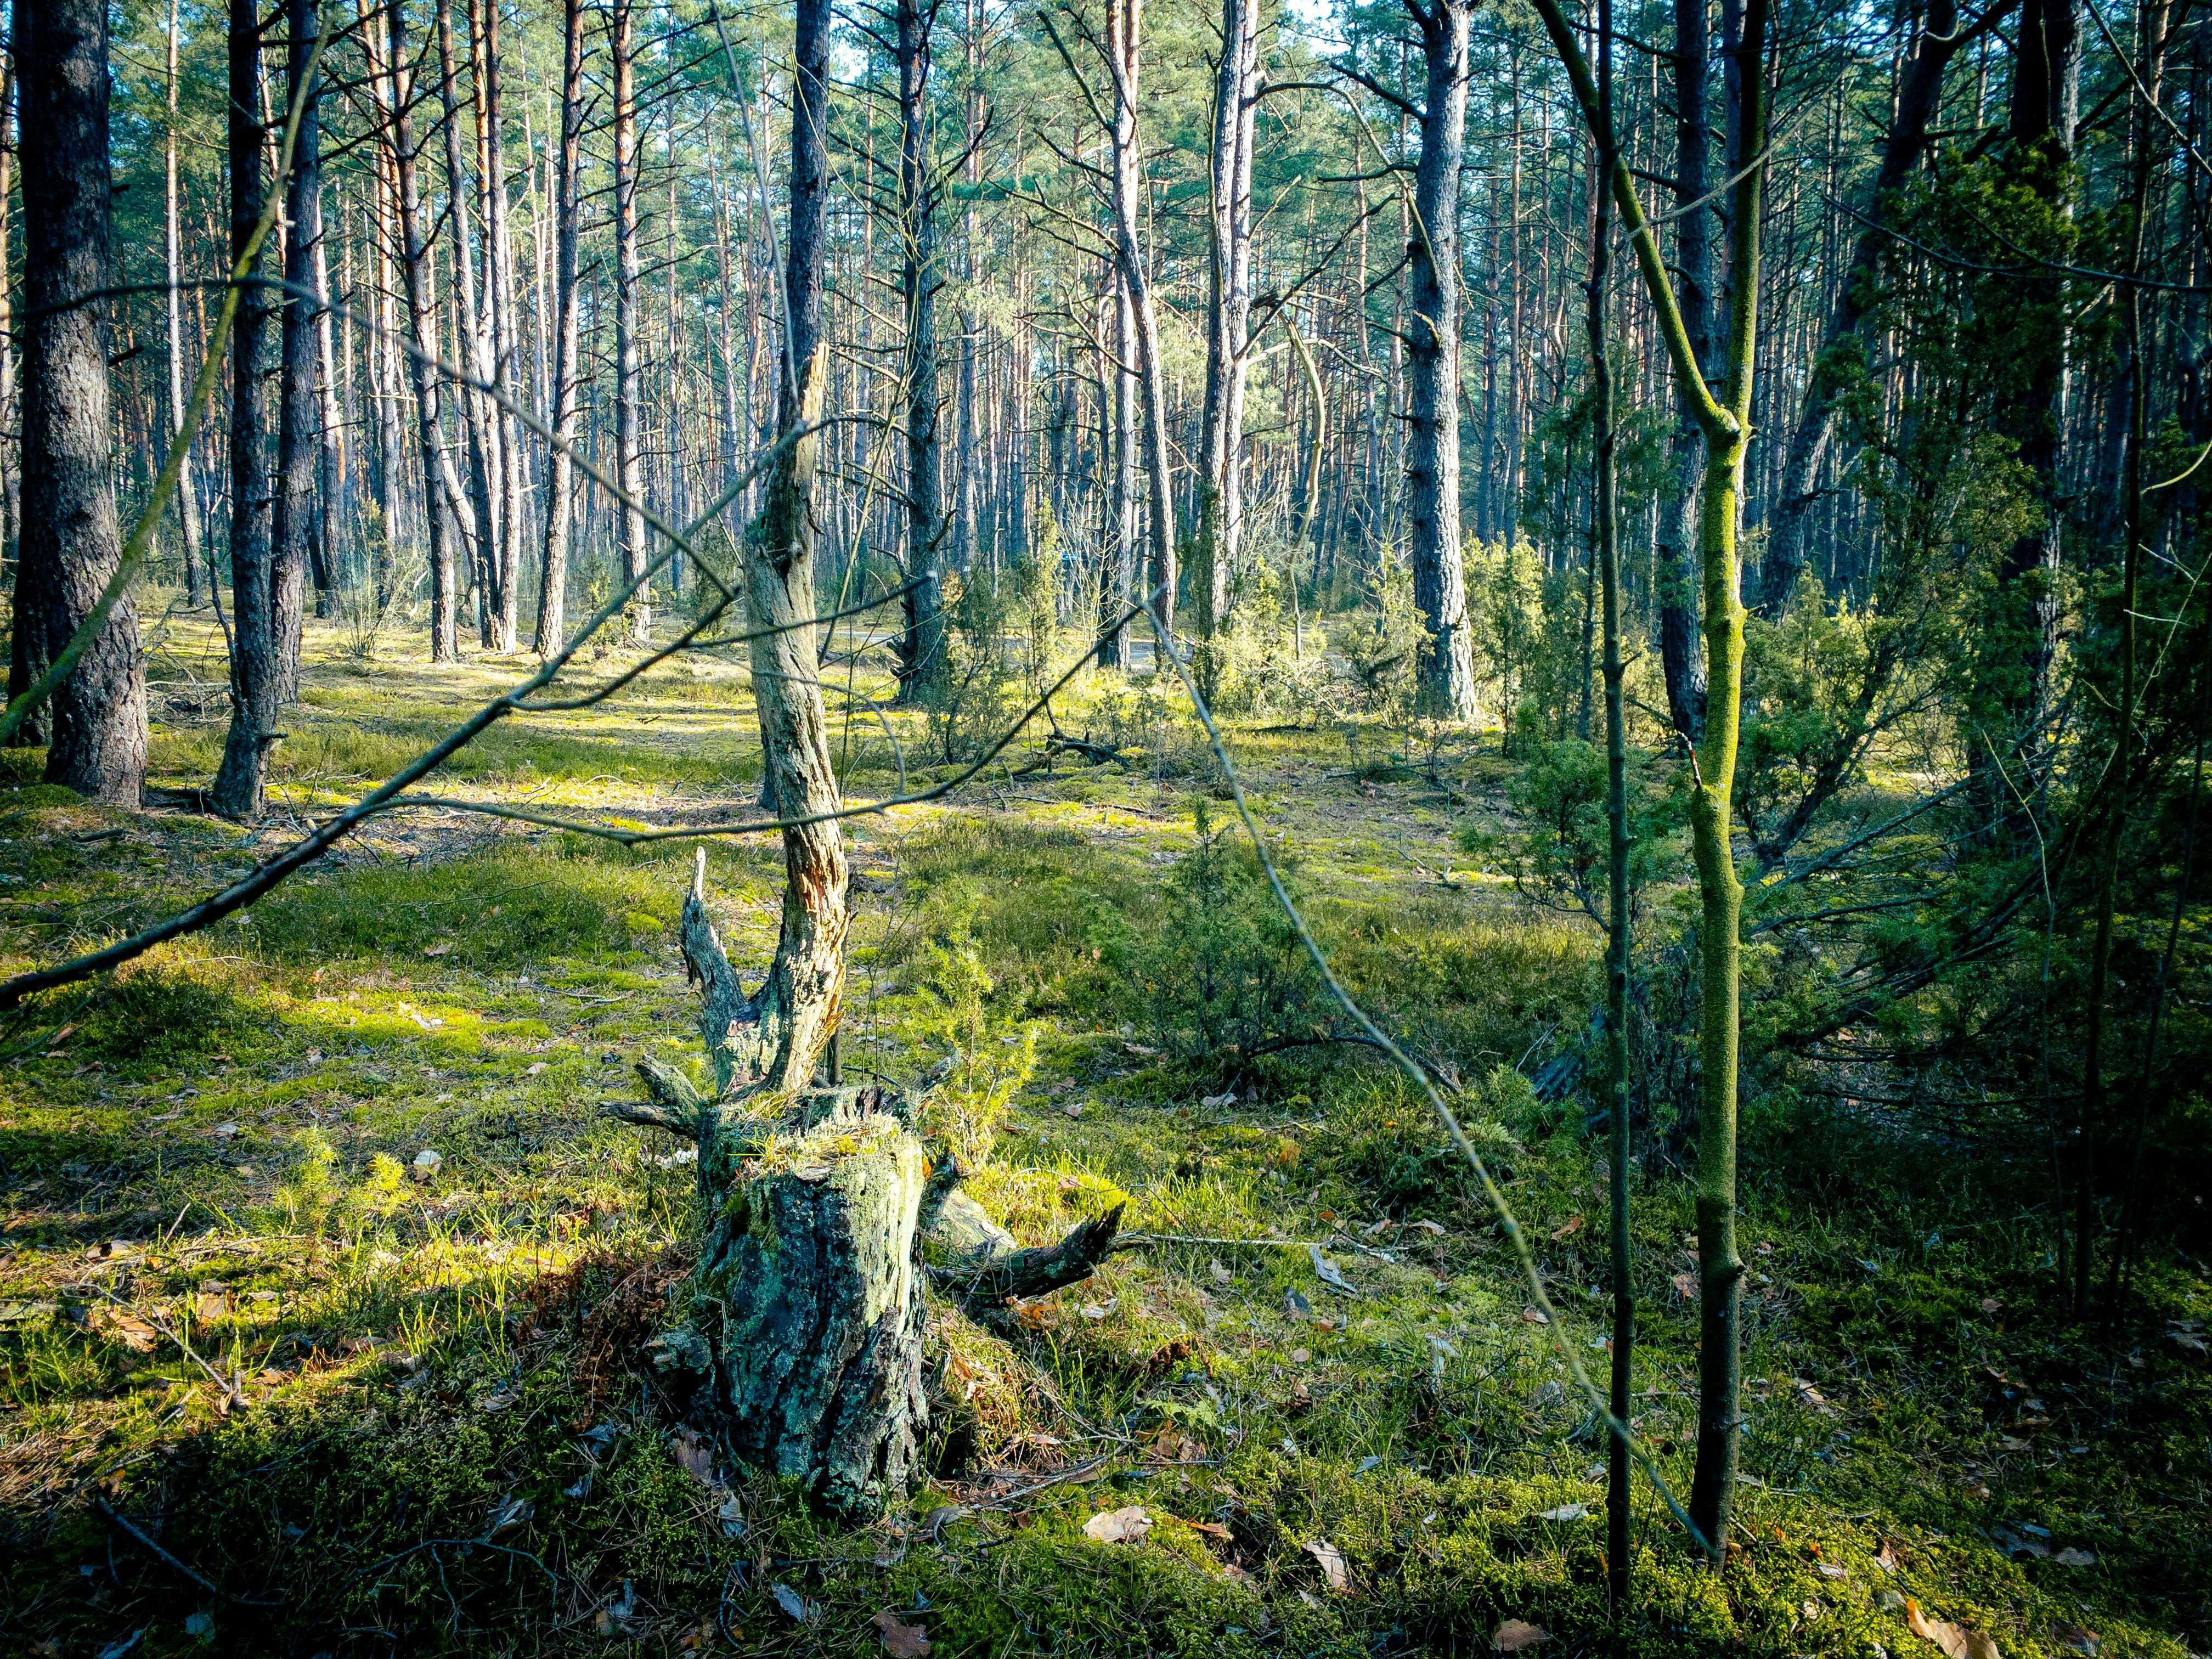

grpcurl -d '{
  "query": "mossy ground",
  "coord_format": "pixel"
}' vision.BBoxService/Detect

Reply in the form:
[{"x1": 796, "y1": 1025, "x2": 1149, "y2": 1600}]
[{"x1": 2, "y1": 605, "x2": 2206, "y2": 1657}]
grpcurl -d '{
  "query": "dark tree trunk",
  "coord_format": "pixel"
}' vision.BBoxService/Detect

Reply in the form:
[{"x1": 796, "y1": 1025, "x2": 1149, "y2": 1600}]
[
  {"x1": 534, "y1": 0, "x2": 585, "y2": 657},
  {"x1": 1403, "y1": 0, "x2": 1479, "y2": 721},
  {"x1": 1753, "y1": 0, "x2": 2003, "y2": 614},
  {"x1": 211, "y1": 0, "x2": 278, "y2": 820},
  {"x1": 270, "y1": 0, "x2": 322, "y2": 704},
  {"x1": 1657, "y1": 0, "x2": 1713, "y2": 743},
  {"x1": 14, "y1": 0, "x2": 145, "y2": 803},
  {"x1": 894, "y1": 0, "x2": 947, "y2": 703}
]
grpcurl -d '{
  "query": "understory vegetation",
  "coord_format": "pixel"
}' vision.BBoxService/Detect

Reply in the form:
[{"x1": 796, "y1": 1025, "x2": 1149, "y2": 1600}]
[{"x1": 2, "y1": 613, "x2": 2207, "y2": 1657}]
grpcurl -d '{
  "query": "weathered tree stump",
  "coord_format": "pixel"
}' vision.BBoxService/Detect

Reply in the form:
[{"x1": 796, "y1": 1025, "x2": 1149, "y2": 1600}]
[
  {"x1": 614, "y1": 862, "x2": 1124, "y2": 1517},
  {"x1": 690, "y1": 1109, "x2": 930, "y2": 1517}
]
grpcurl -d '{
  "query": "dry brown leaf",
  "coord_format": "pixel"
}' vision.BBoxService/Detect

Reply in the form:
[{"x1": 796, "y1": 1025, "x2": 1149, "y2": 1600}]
[
  {"x1": 1519, "y1": 1305, "x2": 1549, "y2": 1324},
  {"x1": 93, "y1": 1306, "x2": 160, "y2": 1354},
  {"x1": 1084, "y1": 1506, "x2": 1152, "y2": 1544},
  {"x1": 1671, "y1": 1272, "x2": 1697, "y2": 1300},
  {"x1": 1549, "y1": 1215, "x2": 1583, "y2": 1240},
  {"x1": 669, "y1": 1426, "x2": 715, "y2": 1484},
  {"x1": 1493, "y1": 1618, "x2": 1548, "y2": 1651},
  {"x1": 1904, "y1": 1598, "x2": 2001, "y2": 1659},
  {"x1": 1184, "y1": 1520, "x2": 1232, "y2": 1539},
  {"x1": 1305, "y1": 1538, "x2": 1351, "y2": 1593},
  {"x1": 872, "y1": 1610, "x2": 931, "y2": 1657},
  {"x1": 2050, "y1": 1623, "x2": 2100, "y2": 1655},
  {"x1": 423, "y1": 943, "x2": 452, "y2": 957}
]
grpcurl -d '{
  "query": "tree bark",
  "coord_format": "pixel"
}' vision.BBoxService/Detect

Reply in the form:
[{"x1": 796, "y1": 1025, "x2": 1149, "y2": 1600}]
[
  {"x1": 612, "y1": 0, "x2": 649, "y2": 644},
  {"x1": 383, "y1": 0, "x2": 467, "y2": 663},
  {"x1": 894, "y1": 0, "x2": 949, "y2": 703},
  {"x1": 470, "y1": 0, "x2": 523, "y2": 651},
  {"x1": 689, "y1": 1110, "x2": 932, "y2": 1517},
  {"x1": 1193, "y1": 0, "x2": 1259, "y2": 659},
  {"x1": 1103, "y1": 0, "x2": 1176, "y2": 637},
  {"x1": 1403, "y1": 0, "x2": 1479, "y2": 722},
  {"x1": 163, "y1": 0, "x2": 207, "y2": 610},
  {"x1": 1581, "y1": 0, "x2": 1633, "y2": 1607},
  {"x1": 727, "y1": 0, "x2": 849, "y2": 1094},
  {"x1": 436, "y1": 0, "x2": 501, "y2": 650},
  {"x1": 1656, "y1": 0, "x2": 1712, "y2": 743},
  {"x1": 14, "y1": 0, "x2": 146, "y2": 804},
  {"x1": 270, "y1": 0, "x2": 323, "y2": 704},
  {"x1": 212, "y1": 0, "x2": 280, "y2": 820},
  {"x1": 534, "y1": 0, "x2": 586, "y2": 657}
]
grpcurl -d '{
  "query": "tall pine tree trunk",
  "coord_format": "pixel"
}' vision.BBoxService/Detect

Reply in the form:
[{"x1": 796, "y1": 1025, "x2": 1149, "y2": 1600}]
[
  {"x1": 1102, "y1": 0, "x2": 1176, "y2": 637},
  {"x1": 1403, "y1": 0, "x2": 1479, "y2": 722},
  {"x1": 894, "y1": 0, "x2": 947, "y2": 703},
  {"x1": 14, "y1": 0, "x2": 146, "y2": 803},
  {"x1": 212, "y1": 0, "x2": 279, "y2": 820},
  {"x1": 163, "y1": 0, "x2": 206, "y2": 609},
  {"x1": 270, "y1": 0, "x2": 322, "y2": 704},
  {"x1": 534, "y1": 0, "x2": 585, "y2": 656},
  {"x1": 1193, "y1": 0, "x2": 1257, "y2": 657},
  {"x1": 612, "y1": 0, "x2": 648, "y2": 644},
  {"x1": 383, "y1": 0, "x2": 465, "y2": 662}
]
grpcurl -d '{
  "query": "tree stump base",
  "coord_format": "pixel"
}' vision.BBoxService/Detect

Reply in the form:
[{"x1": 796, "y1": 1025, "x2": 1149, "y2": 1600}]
[{"x1": 692, "y1": 1110, "x2": 929, "y2": 1518}]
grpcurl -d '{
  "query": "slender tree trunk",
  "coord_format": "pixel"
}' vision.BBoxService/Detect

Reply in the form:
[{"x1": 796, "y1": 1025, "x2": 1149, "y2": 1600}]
[
  {"x1": 0, "y1": 68, "x2": 16, "y2": 623},
  {"x1": 894, "y1": 0, "x2": 949, "y2": 703},
  {"x1": 740, "y1": 0, "x2": 848, "y2": 1091},
  {"x1": 14, "y1": 0, "x2": 146, "y2": 803},
  {"x1": 1657, "y1": 0, "x2": 1713, "y2": 742},
  {"x1": 612, "y1": 0, "x2": 648, "y2": 644},
  {"x1": 2075, "y1": 0, "x2": 2162, "y2": 1314},
  {"x1": 1103, "y1": 0, "x2": 1176, "y2": 637},
  {"x1": 163, "y1": 2, "x2": 207, "y2": 608},
  {"x1": 213, "y1": 0, "x2": 279, "y2": 818},
  {"x1": 1101, "y1": 272, "x2": 1138, "y2": 665},
  {"x1": 472, "y1": 0, "x2": 522, "y2": 650},
  {"x1": 270, "y1": 0, "x2": 323, "y2": 704},
  {"x1": 312, "y1": 216, "x2": 342, "y2": 614},
  {"x1": 436, "y1": 0, "x2": 500, "y2": 649},
  {"x1": 1582, "y1": 0, "x2": 1634, "y2": 1606},
  {"x1": 1403, "y1": 0, "x2": 1479, "y2": 721},
  {"x1": 1972, "y1": 0, "x2": 2076, "y2": 808},
  {"x1": 1193, "y1": 0, "x2": 1257, "y2": 658},
  {"x1": 1533, "y1": 0, "x2": 1768, "y2": 1560},
  {"x1": 535, "y1": 0, "x2": 586, "y2": 656},
  {"x1": 383, "y1": 0, "x2": 465, "y2": 662}
]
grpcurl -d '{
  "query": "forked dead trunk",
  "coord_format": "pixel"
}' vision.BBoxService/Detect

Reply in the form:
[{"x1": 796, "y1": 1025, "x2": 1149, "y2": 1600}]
[{"x1": 613, "y1": 855, "x2": 1121, "y2": 1517}]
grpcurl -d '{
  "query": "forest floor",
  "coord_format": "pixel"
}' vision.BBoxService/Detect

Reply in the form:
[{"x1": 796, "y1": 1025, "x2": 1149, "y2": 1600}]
[{"x1": 2, "y1": 601, "x2": 2208, "y2": 1658}]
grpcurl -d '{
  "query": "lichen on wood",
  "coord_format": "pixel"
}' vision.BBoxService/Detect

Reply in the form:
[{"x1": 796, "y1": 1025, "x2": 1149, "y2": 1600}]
[{"x1": 690, "y1": 1109, "x2": 930, "y2": 1517}]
